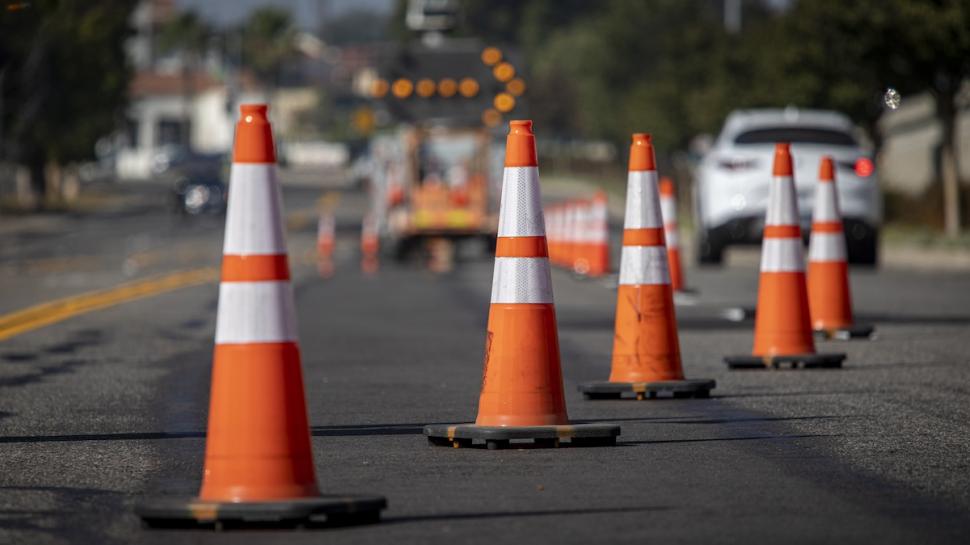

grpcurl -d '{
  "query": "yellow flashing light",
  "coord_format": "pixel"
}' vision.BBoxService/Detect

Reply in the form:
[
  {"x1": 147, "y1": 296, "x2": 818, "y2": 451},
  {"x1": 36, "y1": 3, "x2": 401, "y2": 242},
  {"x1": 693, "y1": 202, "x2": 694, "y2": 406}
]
[
  {"x1": 481, "y1": 46, "x2": 502, "y2": 66},
  {"x1": 492, "y1": 62, "x2": 515, "y2": 83},
  {"x1": 391, "y1": 78, "x2": 413, "y2": 99},
  {"x1": 459, "y1": 78, "x2": 480, "y2": 98}
]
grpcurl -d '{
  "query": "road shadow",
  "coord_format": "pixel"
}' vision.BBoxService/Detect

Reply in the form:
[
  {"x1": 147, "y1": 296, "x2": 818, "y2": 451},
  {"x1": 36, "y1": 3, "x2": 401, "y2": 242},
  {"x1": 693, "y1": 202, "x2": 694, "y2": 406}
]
[
  {"x1": 0, "y1": 358, "x2": 87, "y2": 388},
  {"x1": 0, "y1": 485, "x2": 127, "y2": 543}
]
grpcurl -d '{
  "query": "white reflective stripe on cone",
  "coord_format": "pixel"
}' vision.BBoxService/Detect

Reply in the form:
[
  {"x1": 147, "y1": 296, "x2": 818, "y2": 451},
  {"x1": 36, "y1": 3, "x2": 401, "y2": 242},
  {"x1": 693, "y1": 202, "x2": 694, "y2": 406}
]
[
  {"x1": 665, "y1": 227, "x2": 680, "y2": 249},
  {"x1": 660, "y1": 196, "x2": 677, "y2": 224},
  {"x1": 624, "y1": 171, "x2": 663, "y2": 229},
  {"x1": 812, "y1": 182, "x2": 841, "y2": 221},
  {"x1": 765, "y1": 176, "x2": 799, "y2": 226},
  {"x1": 618, "y1": 246, "x2": 671, "y2": 286},
  {"x1": 761, "y1": 238, "x2": 806, "y2": 272},
  {"x1": 490, "y1": 257, "x2": 553, "y2": 304},
  {"x1": 592, "y1": 201, "x2": 608, "y2": 242},
  {"x1": 498, "y1": 167, "x2": 545, "y2": 237},
  {"x1": 317, "y1": 215, "x2": 335, "y2": 238},
  {"x1": 580, "y1": 205, "x2": 597, "y2": 243},
  {"x1": 809, "y1": 232, "x2": 847, "y2": 262},
  {"x1": 224, "y1": 164, "x2": 287, "y2": 255},
  {"x1": 215, "y1": 281, "x2": 298, "y2": 344}
]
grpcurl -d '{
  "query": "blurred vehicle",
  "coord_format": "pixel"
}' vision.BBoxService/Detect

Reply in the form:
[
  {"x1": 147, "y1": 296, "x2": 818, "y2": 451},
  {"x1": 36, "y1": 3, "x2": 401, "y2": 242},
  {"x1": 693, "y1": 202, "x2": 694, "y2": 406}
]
[
  {"x1": 171, "y1": 166, "x2": 226, "y2": 216},
  {"x1": 381, "y1": 125, "x2": 499, "y2": 259},
  {"x1": 694, "y1": 108, "x2": 882, "y2": 266},
  {"x1": 152, "y1": 145, "x2": 226, "y2": 178}
]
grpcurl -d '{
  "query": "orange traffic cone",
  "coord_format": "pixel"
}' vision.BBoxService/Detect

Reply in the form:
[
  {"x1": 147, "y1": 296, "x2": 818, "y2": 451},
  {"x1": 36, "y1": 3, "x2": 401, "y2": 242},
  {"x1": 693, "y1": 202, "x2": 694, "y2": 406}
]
[
  {"x1": 569, "y1": 200, "x2": 586, "y2": 274},
  {"x1": 424, "y1": 120, "x2": 619, "y2": 449},
  {"x1": 360, "y1": 213, "x2": 379, "y2": 275},
  {"x1": 659, "y1": 177, "x2": 690, "y2": 293},
  {"x1": 725, "y1": 143, "x2": 845, "y2": 369},
  {"x1": 572, "y1": 199, "x2": 592, "y2": 275},
  {"x1": 586, "y1": 191, "x2": 611, "y2": 277},
  {"x1": 136, "y1": 104, "x2": 385, "y2": 528},
  {"x1": 579, "y1": 134, "x2": 714, "y2": 400},
  {"x1": 317, "y1": 210, "x2": 336, "y2": 278},
  {"x1": 545, "y1": 204, "x2": 559, "y2": 266},
  {"x1": 808, "y1": 157, "x2": 874, "y2": 340}
]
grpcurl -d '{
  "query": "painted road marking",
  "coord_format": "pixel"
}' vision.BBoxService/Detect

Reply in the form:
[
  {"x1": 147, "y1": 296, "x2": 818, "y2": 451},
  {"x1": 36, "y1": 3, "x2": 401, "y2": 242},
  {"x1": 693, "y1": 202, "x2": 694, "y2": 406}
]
[{"x1": 0, "y1": 267, "x2": 218, "y2": 342}]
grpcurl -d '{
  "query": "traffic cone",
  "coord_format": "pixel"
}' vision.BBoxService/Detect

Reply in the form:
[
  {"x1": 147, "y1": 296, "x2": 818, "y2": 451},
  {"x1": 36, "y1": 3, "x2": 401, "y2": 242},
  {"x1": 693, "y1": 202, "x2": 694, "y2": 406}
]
[
  {"x1": 659, "y1": 177, "x2": 689, "y2": 293},
  {"x1": 545, "y1": 204, "x2": 559, "y2": 266},
  {"x1": 579, "y1": 134, "x2": 714, "y2": 400},
  {"x1": 424, "y1": 120, "x2": 619, "y2": 449},
  {"x1": 317, "y1": 210, "x2": 336, "y2": 278},
  {"x1": 572, "y1": 199, "x2": 592, "y2": 275},
  {"x1": 725, "y1": 143, "x2": 846, "y2": 369},
  {"x1": 586, "y1": 191, "x2": 611, "y2": 277},
  {"x1": 360, "y1": 212, "x2": 379, "y2": 275},
  {"x1": 808, "y1": 157, "x2": 874, "y2": 340},
  {"x1": 568, "y1": 200, "x2": 584, "y2": 274},
  {"x1": 136, "y1": 104, "x2": 385, "y2": 528}
]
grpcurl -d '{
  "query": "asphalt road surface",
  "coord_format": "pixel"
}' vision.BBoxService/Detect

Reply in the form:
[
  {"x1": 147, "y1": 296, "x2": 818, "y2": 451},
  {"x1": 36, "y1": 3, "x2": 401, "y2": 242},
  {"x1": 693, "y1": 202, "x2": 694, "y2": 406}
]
[{"x1": 1, "y1": 177, "x2": 970, "y2": 544}]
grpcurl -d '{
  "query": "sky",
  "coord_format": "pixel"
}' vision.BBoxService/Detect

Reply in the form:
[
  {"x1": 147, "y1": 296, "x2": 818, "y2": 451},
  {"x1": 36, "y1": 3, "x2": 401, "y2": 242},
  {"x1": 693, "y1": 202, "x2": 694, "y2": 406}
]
[{"x1": 175, "y1": 0, "x2": 394, "y2": 30}]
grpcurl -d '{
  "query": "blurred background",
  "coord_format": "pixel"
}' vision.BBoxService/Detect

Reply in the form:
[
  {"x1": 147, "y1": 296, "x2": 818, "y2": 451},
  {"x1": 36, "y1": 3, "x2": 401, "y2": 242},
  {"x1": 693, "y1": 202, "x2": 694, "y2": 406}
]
[{"x1": 0, "y1": 0, "x2": 968, "y2": 265}]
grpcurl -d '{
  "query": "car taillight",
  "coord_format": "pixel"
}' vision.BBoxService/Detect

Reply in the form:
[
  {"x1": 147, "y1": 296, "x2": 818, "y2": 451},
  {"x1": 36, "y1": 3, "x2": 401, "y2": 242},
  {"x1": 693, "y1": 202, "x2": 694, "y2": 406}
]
[
  {"x1": 854, "y1": 157, "x2": 874, "y2": 177},
  {"x1": 717, "y1": 157, "x2": 758, "y2": 171}
]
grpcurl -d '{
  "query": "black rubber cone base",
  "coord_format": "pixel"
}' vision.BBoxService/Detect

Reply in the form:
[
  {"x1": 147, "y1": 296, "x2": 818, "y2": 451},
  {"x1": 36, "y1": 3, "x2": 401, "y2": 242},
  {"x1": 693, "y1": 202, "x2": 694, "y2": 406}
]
[
  {"x1": 136, "y1": 494, "x2": 386, "y2": 530},
  {"x1": 815, "y1": 324, "x2": 875, "y2": 341},
  {"x1": 424, "y1": 423, "x2": 620, "y2": 449},
  {"x1": 578, "y1": 379, "x2": 715, "y2": 400},
  {"x1": 724, "y1": 352, "x2": 846, "y2": 370}
]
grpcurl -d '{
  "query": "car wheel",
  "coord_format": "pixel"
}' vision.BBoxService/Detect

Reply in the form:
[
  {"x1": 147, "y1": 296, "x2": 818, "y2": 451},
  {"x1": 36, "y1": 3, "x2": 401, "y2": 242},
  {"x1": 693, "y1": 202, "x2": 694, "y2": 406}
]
[
  {"x1": 847, "y1": 230, "x2": 878, "y2": 267},
  {"x1": 697, "y1": 229, "x2": 724, "y2": 266}
]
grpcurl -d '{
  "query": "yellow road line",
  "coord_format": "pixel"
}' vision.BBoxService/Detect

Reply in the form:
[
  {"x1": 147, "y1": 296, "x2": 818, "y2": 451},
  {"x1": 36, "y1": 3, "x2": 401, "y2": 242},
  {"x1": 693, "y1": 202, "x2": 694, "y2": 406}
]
[{"x1": 0, "y1": 267, "x2": 218, "y2": 342}]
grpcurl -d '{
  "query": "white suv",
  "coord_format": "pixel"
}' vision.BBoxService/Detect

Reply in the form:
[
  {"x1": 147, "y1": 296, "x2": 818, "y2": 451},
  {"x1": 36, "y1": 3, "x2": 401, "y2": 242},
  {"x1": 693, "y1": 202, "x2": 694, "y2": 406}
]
[{"x1": 694, "y1": 108, "x2": 882, "y2": 265}]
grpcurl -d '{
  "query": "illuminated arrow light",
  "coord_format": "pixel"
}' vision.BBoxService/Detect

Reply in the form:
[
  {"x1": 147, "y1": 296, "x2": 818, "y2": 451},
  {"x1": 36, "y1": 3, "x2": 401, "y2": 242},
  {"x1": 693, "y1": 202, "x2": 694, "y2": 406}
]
[
  {"x1": 492, "y1": 62, "x2": 515, "y2": 83},
  {"x1": 438, "y1": 78, "x2": 457, "y2": 97},
  {"x1": 459, "y1": 78, "x2": 480, "y2": 98},
  {"x1": 506, "y1": 78, "x2": 526, "y2": 96},
  {"x1": 392, "y1": 78, "x2": 413, "y2": 99},
  {"x1": 416, "y1": 78, "x2": 436, "y2": 98},
  {"x1": 494, "y1": 92, "x2": 515, "y2": 113},
  {"x1": 482, "y1": 108, "x2": 502, "y2": 128},
  {"x1": 481, "y1": 46, "x2": 502, "y2": 66}
]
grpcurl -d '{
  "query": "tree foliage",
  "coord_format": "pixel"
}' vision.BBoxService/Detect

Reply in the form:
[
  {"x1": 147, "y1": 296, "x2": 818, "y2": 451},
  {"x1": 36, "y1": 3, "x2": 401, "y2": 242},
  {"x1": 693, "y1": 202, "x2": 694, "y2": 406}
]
[
  {"x1": 242, "y1": 7, "x2": 296, "y2": 89},
  {"x1": 0, "y1": 1, "x2": 134, "y2": 172}
]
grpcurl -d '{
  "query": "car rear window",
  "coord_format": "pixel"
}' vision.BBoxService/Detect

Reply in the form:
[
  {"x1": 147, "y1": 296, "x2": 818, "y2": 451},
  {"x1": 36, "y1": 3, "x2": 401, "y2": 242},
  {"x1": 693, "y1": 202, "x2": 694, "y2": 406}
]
[{"x1": 734, "y1": 127, "x2": 856, "y2": 146}]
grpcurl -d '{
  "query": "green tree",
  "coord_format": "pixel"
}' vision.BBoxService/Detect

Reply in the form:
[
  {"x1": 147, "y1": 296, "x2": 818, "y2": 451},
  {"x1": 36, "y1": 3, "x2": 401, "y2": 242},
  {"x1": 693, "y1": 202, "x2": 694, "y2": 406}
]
[
  {"x1": 0, "y1": 0, "x2": 134, "y2": 207},
  {"x1": 241, "y1": 7, "x2": 295, "y2": 90},
  {"x1": 778, "y1": 0, "x2": 970, "y2": 236}
]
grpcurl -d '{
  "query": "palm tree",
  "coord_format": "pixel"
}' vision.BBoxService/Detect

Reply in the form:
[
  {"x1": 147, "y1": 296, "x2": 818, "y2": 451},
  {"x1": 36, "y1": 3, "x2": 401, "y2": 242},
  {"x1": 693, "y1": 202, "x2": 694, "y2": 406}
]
[
  {"x1": 241, "y1": 7, "x2": 296, "y2": 93},
  {"x1": 157, "y1": 10, "x2": 210, "y2": 149}
]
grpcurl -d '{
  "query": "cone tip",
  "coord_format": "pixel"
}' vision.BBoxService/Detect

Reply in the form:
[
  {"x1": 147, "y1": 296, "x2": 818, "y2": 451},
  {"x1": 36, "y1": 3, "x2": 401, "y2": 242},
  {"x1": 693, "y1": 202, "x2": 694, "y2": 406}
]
[
  {"x1": 772, "y1": 142, "x2": 793, "y2": 176},
  {"x1": 819, "y1": 155, "x2": 835, "y2": 181},
  {"x1": 628, "y1": 132, "x2": 656, "y2": 171},
  {"x1": 234, "y1": 104, "x2": 276, "y2": 163},
  {"x1": 659, "y1": 176, "x2": 675, "y2": 196},
  {"x1": 504, "y1": 120, "x2": 538, "y2": 167},
  {"x1": 240, "y1": 103, "x2": 269, "y2": 120},
  {"x1": 509, "y1": 119, "x2": 533, "y2": 135}
]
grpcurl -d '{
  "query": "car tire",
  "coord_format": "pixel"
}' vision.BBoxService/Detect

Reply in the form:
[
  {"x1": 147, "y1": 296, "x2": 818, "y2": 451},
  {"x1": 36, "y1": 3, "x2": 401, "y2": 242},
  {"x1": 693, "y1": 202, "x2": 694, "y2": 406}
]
[
  {"x1": 847, "y1": 231, "x2": 878, "y2": 267},
  {"x1": 696, "y1": 229, "x2": 724, "y2": 266}
]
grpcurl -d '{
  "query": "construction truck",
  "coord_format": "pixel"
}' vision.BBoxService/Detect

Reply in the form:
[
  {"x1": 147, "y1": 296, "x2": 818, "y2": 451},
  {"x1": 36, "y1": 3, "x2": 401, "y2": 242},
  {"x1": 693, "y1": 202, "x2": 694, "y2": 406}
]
[{"x1": 359, "y1": 2, "x2": 526, "y2": 262}]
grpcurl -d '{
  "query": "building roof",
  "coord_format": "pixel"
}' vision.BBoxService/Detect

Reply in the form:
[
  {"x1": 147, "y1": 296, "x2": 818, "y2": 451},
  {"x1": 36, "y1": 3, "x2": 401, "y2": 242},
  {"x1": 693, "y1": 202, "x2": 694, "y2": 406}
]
[{"x1": 129, "y1": 70, "x2": 224, "y2": 98}]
